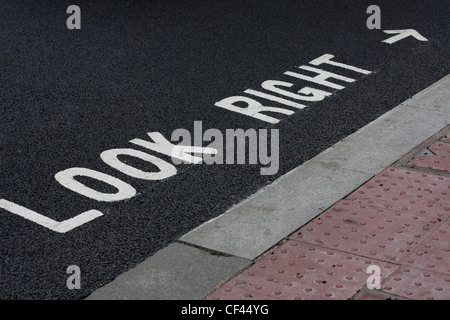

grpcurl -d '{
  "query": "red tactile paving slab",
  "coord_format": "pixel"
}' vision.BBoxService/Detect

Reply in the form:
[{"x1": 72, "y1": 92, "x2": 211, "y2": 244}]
[
  {"x1": 205, "y1": 241, "x2": 397, "y2": 300},
  {"x1": 347, "y1": 167, "x2": 450, "y2": 220},
  {"x1": 401, "y1": 220, "x2": 450, "y2": 275},
  {"x1": 290, "y1": 200, "x2": 440, "y2": 263},
  {"x1": 440, "y1": 134, "x2": 450, "y2": 142},
  {"x1": 381, "y1": 266, "x2": 450, "y2": 300},
  {"x1": 407, "y1": 141, "x2": 450, "y2": 172}
]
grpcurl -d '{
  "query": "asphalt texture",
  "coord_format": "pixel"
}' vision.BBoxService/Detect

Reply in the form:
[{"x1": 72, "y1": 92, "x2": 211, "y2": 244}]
[{"x1": 0, "y1": 0, "x2": 449, "y2": 299}]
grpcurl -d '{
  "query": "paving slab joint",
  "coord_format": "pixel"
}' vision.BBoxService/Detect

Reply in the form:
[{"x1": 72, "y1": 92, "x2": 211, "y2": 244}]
[
  {"x1": 351, "y1": 287, "x2": 411, "y2": 300},
  {"x1": 393, "y1": 123, "x2": 450, "y2": 176},
  {"x1": 175, "y1": 240, "x2": 237, "y2": 258}
]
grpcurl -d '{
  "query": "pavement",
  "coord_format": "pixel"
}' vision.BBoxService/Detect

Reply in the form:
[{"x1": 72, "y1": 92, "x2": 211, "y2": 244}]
[
  {"x1": 1, "y1": 1, "x2": 449, "y2": 300},
  {"x1": 87, "y1": 74, "x2": 450, "y2": 300}
]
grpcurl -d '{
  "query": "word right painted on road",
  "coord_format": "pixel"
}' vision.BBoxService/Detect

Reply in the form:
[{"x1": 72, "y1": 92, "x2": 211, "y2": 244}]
[{"x1": 215, "y1": 54, "x2": 372, "y2": 124}]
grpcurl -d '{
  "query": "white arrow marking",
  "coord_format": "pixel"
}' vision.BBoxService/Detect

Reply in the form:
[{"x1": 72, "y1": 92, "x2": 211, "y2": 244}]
[
  {"x1": 382, "y1": 29, "x2": 428, "y2": 44},
  {"x1": 0, "y1": 199, "x2": 103, "y2": 233}
]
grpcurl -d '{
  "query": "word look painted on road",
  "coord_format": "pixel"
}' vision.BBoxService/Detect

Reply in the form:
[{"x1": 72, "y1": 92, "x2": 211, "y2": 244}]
[
  {"x1": 0, "y1": 125, "x2": 278, "y2": 233},
  {"x1": 0, "y1": 53, "x2": 371, "y2": 234},
  {"x1": 0, "y1": 129, "x2": 216, "y2": 233}
]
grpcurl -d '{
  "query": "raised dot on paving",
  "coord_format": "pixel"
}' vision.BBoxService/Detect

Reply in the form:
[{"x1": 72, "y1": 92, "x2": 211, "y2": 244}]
[
  {"x1": 346, "y1": 166, "x2": 450, "y2": 220},
  {"x1": 290, "y1": 199, "x2": 440, "y2": 263},
  {"x1": 400, "y1": 220, "x2": 450, "y2": 275},
  {"x1": 441, "y1": 134, "x2": 450, "y2": 142},
  {"x1": 205, "y1": 241, "x2": 397, "y2": 300},
  {"x1": 382, "y1": 266, "x2": 450, "y2": 300}
]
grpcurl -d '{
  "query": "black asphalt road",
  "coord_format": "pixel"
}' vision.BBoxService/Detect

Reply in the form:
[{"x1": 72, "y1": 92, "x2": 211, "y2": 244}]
[{"x1": 0, "y1": 0, "x2": 449, "y2": 299}]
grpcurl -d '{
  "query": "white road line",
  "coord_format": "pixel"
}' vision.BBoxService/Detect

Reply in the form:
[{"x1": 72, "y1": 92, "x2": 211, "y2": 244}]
[{"x1": 0, "y1": 199, "x2": 103, "y2": 233}]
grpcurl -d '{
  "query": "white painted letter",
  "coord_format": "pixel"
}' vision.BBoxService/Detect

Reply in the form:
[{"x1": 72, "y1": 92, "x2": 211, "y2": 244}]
[
  {"x1": 309, "y1": 54, "x2": 372, "y2": 75},
  {"x1": 244, "y1": 89, "x2": 308, "y2": 109},
  {"x1": 55, "y1": 167, "x2": 136, "y2": 202},
  {"x1": 261, "y1": 80, "x2": 332, "y2": 102},
  {"x1": 101, "y1": 148, "x2": 177, "y2": 180},
  {"x1": 285, "y1": 65, "x2": 356, "y2": 90},
  {"x1": 215, "y1": 96, "x2": 293, "y2": 124},
  {"x1": 130, "y1": 132, "x2": 216, "y2": 165},
  {"x1": 0, "y1": 199, "x2": 103, "y2": 233}
]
